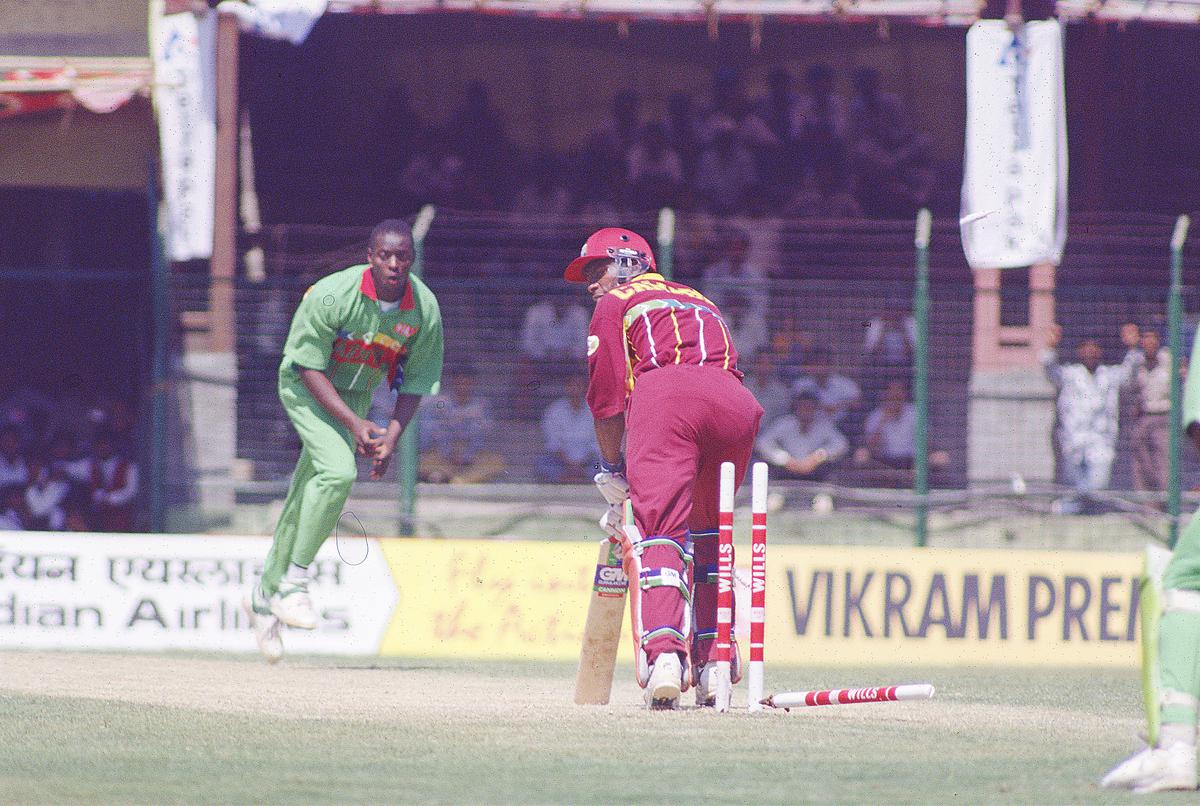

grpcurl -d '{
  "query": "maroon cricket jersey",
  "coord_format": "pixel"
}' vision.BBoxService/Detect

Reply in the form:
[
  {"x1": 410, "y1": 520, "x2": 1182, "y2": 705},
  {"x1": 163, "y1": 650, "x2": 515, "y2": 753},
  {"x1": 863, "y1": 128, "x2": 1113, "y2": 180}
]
[{"x1": 586, "y1": 273, "x2": 741, "y2": 420}]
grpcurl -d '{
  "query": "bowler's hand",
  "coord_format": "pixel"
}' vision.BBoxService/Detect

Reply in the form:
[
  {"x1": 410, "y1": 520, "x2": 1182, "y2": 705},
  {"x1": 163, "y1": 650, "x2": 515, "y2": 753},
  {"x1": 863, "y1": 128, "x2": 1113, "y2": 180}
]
[
  {"x1": 351, "y1": 418, "x2": 386, "y2": 457},
  {"x1": 370, "y1": 425, "x2": 402, "y2": 480}
]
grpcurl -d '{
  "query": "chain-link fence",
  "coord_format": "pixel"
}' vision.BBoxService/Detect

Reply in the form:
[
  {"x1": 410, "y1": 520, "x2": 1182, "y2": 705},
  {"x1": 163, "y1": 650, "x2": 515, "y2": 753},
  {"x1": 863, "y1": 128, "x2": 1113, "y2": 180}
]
[{"x1": 146, "y1": 210, "x2": 1200, "y2": 540}]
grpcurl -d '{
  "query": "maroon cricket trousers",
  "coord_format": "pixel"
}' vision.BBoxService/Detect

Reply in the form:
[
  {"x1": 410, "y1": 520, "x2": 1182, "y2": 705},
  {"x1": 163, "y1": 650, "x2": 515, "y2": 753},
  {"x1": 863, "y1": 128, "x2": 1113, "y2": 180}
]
[{"x1": 625, "y1": 363, "x2": 763, "y2": 673}]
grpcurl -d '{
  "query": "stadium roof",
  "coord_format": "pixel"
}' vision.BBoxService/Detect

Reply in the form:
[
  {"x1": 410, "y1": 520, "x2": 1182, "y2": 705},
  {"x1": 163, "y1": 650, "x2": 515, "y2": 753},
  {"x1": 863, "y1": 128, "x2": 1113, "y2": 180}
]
[{"x1": 325, "y1": 0, "x2": 1200, "y2": 25}]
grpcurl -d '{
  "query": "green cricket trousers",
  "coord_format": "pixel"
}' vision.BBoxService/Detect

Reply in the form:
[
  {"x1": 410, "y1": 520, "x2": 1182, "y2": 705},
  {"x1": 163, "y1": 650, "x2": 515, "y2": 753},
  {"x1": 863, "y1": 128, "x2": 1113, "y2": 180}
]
[{"x1": 261, "y1": 372, "x2": 371, "y2": 596}]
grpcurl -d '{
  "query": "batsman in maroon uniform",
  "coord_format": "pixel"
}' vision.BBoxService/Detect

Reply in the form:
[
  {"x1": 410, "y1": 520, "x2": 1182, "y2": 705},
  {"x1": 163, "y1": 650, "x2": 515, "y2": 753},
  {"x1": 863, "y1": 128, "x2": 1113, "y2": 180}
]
[{"x1": 564, "y1": 227, "x2": 763, "y2": 709}]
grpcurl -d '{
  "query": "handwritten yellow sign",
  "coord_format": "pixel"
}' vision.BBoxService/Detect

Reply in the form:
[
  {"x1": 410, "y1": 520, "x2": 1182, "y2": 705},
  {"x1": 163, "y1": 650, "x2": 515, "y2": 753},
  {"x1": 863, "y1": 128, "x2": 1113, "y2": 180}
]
[{"x1": 377, "y1": 539, "x2": 1142, "y2": 667}]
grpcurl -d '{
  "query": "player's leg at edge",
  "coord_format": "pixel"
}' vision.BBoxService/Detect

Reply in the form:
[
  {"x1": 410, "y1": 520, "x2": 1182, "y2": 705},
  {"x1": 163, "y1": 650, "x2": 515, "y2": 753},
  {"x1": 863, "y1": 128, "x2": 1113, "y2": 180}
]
[
  {"x1": 1102, "y1": 542, "x2": 1199, "y2": 793},
  {"x1": 242, "y1": 586, "x2": 284, "y2": 663}
]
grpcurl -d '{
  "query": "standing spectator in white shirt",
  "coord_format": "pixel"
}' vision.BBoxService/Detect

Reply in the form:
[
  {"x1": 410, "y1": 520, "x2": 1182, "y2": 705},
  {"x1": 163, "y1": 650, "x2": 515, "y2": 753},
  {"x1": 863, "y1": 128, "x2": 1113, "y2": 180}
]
[
  {"x1": 537, "y1": 374, "x2": 601, "y2": 483},
  {"x1": 756, "y1": 391, "x2": 849, "y2": 481},
  {"x1": 1128, "y1": 327, "x2": 1172, "y2": 495},
  {"x1": 1042, "y1": 323, "x2": 1142, "y2": 513}
]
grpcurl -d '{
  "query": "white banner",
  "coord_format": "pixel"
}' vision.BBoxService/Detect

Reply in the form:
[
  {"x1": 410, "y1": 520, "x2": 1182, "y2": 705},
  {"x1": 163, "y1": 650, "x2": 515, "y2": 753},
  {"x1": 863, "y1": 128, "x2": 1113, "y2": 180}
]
[
  {"x1": 151, "y1": 9, "x2": 216, "y2": 261},
  {"x1": 0, "y1": 532, "x2": 396, "y2": 654},
  {"x1": 216, "y1": 0, "x2": 328, "y2": 44},
  {"x1": 960, "y1": 20, "x2": 1067, "y2": 270}
]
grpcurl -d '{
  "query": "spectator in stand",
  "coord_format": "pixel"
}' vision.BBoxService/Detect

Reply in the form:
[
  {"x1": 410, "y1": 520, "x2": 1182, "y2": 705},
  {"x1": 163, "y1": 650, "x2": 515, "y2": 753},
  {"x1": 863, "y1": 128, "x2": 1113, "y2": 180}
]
[
  {"x1": 665, "y1": 92, "x2": 703, "y2": 182},
  {"x1": 592, "y1": 89, "x2": 642, "y2": 167},
  {"x1": 515, "y1": 294, "x2": 590, "y2": 417},
  {"x1": 583, "y1": 90, "x2": 641, "y2": 211},
  {"x1": 626, "y1": 122, "x2": 684, "y2": 212},
  {"x1": 771, "y1": 314, "x2": 817, "y2": 384},
  {"x1": 537, "y1": 374, "x2": 601, "y2": 483},
  {"x1": 723, "y1": 291, "x2": 769, "y2": 363},
  {"x1": 756, "y1": 390, "x2": 849, "y2": 481},
  {"x1": 853, "y1": 380, "x2": 949, "y2": 486},
  {"x1": 0, "y1": 426, "x2": 29, "y2": 489},
  {"x1": 1128, "y1": 326, "x2": 1172, "y2": 496},
  {"x1": 24, "y1": 452, "x2": 70, "y2": 531},
  {"x1": 0, "y1": 485, "x2": 27, "y2": 531},
  {"x1": 743, "y1": 352, "x2": 792, "y2": 426},
  {"x1": 700, "y1": 66, "x2": 751, "y2": 140},
  {"x1": 742, "y1": 67, "x2": 802, "y2": 204},
  {"x1": 511, "y1": 148, "x2": 571, "y2": 222},
  {"x1": 694, "y1": 116, "x2": 759, "y2": 217},
  {"x1": 700, "y1": 227, "x2": 769, "y2": 316},
  {"x1": 420, "y1": 365, "x2": 505, "y2": 484},
  {"x1": 792, "y1": 347, "x2": 863, "y2": 432},
  {"x1": 428, "y1": 153, "x2": 493, "y2": 211},
  {"x1": 794, "y1": 63, "x2": 849, "y2": 168},
  {"x1": 83, "y1": 429, "x2": 140, "y2": 531},
  {"x1": 863, "y1": 303, "x2": 917, "y2": 398},
  {"x1": 446, "y1": 81, "x2": 512, "y2": 205},
  {"x1": 1042, "y1": 323, "x2": 1142, "y2": 514},
  {"x1": 783, "y1": 154, "x2": 862, "y2": 219},
  {"x1": 847, "y1": 67, "x2": 935, "y2": 218}
]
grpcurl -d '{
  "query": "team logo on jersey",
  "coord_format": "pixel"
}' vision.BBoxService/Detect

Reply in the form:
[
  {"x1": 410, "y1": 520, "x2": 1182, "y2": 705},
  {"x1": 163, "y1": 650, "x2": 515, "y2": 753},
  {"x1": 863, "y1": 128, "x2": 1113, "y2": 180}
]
[
  {"x1": 394, "y1": 322, "x2": 418, "y2": 338},
  {"x1": 587, "y1": 335, "x2": 599, "y2": 357}
]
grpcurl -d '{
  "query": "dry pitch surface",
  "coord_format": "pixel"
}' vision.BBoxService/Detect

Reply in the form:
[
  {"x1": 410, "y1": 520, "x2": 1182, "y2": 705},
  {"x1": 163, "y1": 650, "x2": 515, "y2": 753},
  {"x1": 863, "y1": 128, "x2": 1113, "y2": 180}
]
[{"x1": 0, "y1": 651, "x2": 1177, "y2": 803}]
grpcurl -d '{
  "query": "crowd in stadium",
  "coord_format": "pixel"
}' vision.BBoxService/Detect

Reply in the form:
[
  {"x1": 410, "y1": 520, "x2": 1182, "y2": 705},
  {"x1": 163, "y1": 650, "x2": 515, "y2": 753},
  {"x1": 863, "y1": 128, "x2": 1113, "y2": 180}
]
[
  {"x1": 0, "y1": 391, "x2": 141, "y2": 532},
  {"x1": 373, "y1": 65, "x2": 936, "y2": 222}
]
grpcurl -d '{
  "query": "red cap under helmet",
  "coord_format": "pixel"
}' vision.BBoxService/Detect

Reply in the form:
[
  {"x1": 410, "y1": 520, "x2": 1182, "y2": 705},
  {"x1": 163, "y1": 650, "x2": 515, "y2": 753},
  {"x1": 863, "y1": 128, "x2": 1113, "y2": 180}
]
[{"x1": 563, "y1": 227, "x2": 656, "y2": 283}]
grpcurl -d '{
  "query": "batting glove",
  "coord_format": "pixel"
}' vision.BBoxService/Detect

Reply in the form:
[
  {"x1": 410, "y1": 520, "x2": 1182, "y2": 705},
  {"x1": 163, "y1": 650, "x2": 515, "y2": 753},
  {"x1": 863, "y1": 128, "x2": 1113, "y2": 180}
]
[
  {"x1": 599, "y1": 503, "x2": 624, "y2": 542},
  {"x1": 594, "y1": 469, "x2": 630, "y2": 508}
]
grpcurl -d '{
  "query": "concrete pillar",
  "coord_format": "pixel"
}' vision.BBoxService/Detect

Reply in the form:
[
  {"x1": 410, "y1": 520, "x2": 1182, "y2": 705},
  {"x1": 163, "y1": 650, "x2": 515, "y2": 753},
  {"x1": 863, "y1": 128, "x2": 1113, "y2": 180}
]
[{"x1": 967, "y1": 264, "x2": 1058, "y2": 484}]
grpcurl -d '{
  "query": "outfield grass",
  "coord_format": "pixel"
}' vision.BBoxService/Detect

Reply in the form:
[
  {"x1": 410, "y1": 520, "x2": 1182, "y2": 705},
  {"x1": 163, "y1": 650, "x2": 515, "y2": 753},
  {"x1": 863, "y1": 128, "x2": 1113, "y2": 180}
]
[{"x1": 0, "y1": 652, "x2": 1179, "y2": 804}]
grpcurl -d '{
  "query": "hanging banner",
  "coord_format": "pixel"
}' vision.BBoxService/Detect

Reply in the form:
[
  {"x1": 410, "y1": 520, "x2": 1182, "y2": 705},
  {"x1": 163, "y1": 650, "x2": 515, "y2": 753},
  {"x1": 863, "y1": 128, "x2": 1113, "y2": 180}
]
[
  {"x1": 216, "y1": 0, "x2": 329, "y2": 45},
  {"x1": 960, "y1": 20, "x2": 1067, "y2": 270},
  {"x1": 151, "y1": 8, "x2": 216, "y2": 261}
]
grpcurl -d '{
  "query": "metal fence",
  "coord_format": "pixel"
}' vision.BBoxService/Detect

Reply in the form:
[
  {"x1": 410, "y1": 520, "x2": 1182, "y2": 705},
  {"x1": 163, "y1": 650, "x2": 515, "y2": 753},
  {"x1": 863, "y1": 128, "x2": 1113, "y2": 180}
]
[{"x1": 166, "y1": 211, "x2": 1197, "y2": 513}]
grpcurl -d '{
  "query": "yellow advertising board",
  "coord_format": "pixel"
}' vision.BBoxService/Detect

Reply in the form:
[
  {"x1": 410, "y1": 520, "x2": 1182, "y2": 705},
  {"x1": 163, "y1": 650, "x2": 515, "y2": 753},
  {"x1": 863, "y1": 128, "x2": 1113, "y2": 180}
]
[{"x1": 377, "y1": 539, "x2": 1143, "y2": 667}]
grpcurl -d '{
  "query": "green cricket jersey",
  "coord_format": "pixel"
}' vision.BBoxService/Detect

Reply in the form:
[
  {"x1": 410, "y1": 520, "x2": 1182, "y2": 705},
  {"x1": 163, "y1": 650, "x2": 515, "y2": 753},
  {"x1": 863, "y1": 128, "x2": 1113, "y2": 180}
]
[{"x1": 279, "y1": 264, "x2": 443, "y2": 396}]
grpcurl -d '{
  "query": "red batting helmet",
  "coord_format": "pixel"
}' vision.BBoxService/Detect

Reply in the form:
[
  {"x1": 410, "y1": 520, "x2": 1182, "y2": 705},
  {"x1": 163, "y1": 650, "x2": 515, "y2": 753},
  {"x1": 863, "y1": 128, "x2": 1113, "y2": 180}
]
[{"x1": 563, "y1": 227, "x2": 656, "y2": 283}]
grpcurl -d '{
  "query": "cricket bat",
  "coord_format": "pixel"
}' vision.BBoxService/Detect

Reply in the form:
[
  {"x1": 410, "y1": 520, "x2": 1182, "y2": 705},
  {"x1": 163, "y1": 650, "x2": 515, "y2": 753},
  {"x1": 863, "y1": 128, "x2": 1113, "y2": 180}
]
[{"x1": 573, "y1": 538, "x2": 628, "y2": 705}]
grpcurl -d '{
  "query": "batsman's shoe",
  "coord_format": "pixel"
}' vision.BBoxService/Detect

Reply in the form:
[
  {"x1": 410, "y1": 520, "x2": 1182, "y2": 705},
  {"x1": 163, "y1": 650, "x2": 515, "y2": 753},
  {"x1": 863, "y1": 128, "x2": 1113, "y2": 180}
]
[
  {"x1": 270, "y1": 581, "x2": 318, "y2": 630},
  {"x1": 644, "y1": 653, "x2": 683, "y2": 710},
  {"x1": 242, "y1": 588, "x2": 283, "y2": 664},
  {"x1": 1101, "y1": 742, "x2": 1197, "y2": 793},
  {"x1": 694, "y1": 664, "x2": 716, "y2": 708}
]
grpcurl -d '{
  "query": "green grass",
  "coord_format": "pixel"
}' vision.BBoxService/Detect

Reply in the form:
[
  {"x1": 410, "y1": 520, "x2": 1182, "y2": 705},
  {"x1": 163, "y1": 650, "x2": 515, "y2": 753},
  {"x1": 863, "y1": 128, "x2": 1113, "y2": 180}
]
[{"x1": 0, "y1": 653, "x2": 1181, "y2": 804}]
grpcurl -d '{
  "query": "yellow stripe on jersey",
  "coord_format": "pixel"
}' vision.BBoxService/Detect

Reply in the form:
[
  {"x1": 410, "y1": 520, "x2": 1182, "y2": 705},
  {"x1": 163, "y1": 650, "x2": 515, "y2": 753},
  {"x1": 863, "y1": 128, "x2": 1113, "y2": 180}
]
[
  {"x1": 669, "y1": 309, "x2": 682, "y2": 364},
  {"x1": 717, "y1": 317, "x2": 732, "y2": 370}
]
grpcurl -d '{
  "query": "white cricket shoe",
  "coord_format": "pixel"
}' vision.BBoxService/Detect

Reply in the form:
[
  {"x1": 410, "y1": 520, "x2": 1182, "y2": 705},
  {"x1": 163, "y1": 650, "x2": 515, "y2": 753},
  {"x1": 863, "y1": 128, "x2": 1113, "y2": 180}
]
[
  {"x1": 695, "y1": 664, "x2": 716, "y2": 708},
  {"x1": 270, "y1": 581, "x2": 318, "y2": 630},
  {"x1": 644, "y1": 653, "x2": 683, "y2": 710},
  {"x1": 243, "y1": 587, "x2": 283, "y2": 664},
  {"x1": 1101, "y1": 742, "x2": 1197, "y2": 793}
]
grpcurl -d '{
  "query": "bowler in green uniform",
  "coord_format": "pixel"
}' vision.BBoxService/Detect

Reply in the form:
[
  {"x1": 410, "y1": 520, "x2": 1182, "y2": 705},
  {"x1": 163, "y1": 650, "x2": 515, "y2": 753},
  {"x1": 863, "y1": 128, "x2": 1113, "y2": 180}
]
[
  {"x1": 244, "y1": 219, "x2": 443, "y2": 662},
  {"x1": 1104, "y1": 326, "x2": 1200, "y2": 792}
]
